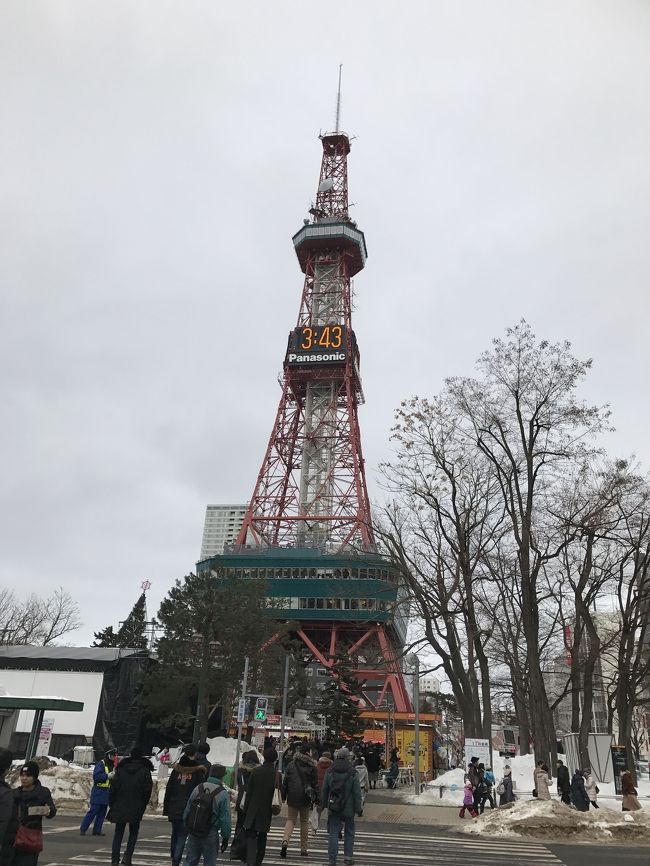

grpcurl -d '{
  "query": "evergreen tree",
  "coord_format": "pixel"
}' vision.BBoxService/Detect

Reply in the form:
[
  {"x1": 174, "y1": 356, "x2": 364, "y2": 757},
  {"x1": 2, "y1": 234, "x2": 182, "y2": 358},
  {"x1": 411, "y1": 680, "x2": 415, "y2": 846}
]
[
  {"x1": 141, "y1": 569, "x2": 291, "y2": 740},
  {"x1": 93, "y1": 592, "x2": 148, "y2": 650},
  {"x1": 317, "y1": 654, "x2": 364, "y2": 738}
]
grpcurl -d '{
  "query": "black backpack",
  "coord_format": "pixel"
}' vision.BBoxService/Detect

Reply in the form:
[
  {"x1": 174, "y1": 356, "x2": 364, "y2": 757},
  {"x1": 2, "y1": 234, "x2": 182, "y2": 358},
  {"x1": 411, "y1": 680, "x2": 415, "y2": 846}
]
[
  {"x1": 184, "y1": 783, "x2": 222, "y2": 837},
  {"x1": 328, "y1": 767, "x2": 352, "y2": 814}
]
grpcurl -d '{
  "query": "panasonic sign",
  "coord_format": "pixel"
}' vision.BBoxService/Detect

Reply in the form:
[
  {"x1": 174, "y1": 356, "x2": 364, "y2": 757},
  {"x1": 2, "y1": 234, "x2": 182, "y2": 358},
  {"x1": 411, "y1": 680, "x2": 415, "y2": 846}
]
[{"x1": 286, "y1": 351, "x2": 346, "y2": 365}]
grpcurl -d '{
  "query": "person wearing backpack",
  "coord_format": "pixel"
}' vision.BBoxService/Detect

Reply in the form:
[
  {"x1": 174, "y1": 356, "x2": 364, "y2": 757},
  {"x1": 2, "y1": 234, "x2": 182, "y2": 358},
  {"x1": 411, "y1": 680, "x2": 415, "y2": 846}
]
[
  {"x1": 280, "y1": 742, "x2": 318, "y2": 858},
  {"x1": 181, "y1": 763, "x2": 230, "y2": 866},
  {"x1": 497, "y1": 767, "x2": 515, "y2": 805},
  {"x1": 321, "y1": 747, "x2": 362, "y2": 866},
  {"x1": 478, "y1": 764, "x2": 495, "y2": 812}
]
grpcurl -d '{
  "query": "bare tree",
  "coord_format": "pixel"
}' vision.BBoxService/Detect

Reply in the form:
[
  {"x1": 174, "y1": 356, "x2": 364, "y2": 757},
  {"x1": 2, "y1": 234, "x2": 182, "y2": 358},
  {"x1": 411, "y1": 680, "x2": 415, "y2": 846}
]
[
  {"x1": 378, "y1": 394, "x2": 501, "y2": 739},
  {"x1": 0, "y1": 587, "x2": 81, "y2": 646},
  {"x1": 449, "y1": 321, "x2": 610, "y2": 766}
]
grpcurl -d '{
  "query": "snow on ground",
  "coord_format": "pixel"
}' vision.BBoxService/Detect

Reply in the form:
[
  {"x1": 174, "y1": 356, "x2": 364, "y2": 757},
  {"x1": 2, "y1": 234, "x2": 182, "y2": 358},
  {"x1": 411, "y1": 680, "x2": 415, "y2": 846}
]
[
  {"x1": 461, "y1": 798, "x2": 650, "y2": 843},
  {"x1": 405, "y1": 752, "x2": 650, "y2": 810}
]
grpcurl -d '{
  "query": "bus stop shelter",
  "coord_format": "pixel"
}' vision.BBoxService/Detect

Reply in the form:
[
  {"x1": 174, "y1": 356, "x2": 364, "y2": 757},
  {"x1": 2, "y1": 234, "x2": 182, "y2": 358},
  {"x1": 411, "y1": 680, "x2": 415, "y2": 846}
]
[{"x1": 0, "y1": 696, "x2": 84, "y2": 760}]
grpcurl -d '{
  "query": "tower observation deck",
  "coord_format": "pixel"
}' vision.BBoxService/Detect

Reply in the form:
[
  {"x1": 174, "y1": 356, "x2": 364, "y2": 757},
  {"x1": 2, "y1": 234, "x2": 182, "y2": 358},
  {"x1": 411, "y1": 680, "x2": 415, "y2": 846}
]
[{"x1": 197, "y1": 126, "x2": 411, "y2": 713}]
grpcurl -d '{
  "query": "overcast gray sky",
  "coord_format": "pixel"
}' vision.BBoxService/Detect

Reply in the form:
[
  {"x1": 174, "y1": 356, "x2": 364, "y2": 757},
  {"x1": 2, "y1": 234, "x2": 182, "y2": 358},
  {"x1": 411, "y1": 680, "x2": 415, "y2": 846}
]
[{"x1": 1, "y1": 1, "x2": 649, "y2": 645}]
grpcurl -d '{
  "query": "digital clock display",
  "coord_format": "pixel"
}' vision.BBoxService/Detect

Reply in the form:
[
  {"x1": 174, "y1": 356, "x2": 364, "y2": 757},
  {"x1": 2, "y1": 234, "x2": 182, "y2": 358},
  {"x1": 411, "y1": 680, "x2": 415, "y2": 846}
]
[
  {"x1": 285, "y1": 324, "x2": 348, "y2": 367},
  {"x1": 295, "y1": 325, "x2": 343, "y2": 351}
]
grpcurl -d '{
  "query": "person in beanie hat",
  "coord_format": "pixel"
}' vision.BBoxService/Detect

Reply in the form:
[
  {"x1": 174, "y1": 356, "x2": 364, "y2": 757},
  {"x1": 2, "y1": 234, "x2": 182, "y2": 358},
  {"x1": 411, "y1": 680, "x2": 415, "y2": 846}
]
[
  {"x1": 164, "y1": 751, "x2": 207, "y2": 866},
  {"x1": 182, "y1": 764, "x2": 230, "y2": 866},
  {"x1": 321, "y1": 748, "x2": 362, "y2": 866},
  {"x1": 108, "y1": 747, "x2": 154, "y2": 866},
  {"x1": 80, "y1": 749, "x2": 116, "y2": 837},
  {"x1": 280, "y1": 742, "x2": 318, "y2": 858},
  {"x1": 11, "y1": 761, "x2": 56, "y2": 866},
  {"x1": 242, "y1": 748, "x2": 280, "y2": 866}
]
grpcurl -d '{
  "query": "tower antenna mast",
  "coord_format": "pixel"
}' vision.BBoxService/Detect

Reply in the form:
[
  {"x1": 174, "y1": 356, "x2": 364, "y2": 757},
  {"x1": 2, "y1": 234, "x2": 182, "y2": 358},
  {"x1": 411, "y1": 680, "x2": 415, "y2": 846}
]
[{"x1": 335, "y1": 64, "x2": 343, "y2": 133}]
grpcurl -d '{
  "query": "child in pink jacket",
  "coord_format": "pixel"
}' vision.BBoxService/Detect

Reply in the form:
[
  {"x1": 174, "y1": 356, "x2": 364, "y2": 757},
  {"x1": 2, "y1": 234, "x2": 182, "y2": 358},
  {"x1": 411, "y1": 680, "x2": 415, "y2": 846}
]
[{"x1": 459, "y1": 781, "x2": 478, "y2": 818}]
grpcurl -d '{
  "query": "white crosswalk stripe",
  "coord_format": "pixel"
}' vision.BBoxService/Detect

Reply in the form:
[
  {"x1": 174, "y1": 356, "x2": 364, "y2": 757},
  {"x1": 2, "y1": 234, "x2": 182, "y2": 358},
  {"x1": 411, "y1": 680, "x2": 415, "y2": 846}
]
[{"x1": 43, "y1": 825, "x2": 567, "y2": 866}]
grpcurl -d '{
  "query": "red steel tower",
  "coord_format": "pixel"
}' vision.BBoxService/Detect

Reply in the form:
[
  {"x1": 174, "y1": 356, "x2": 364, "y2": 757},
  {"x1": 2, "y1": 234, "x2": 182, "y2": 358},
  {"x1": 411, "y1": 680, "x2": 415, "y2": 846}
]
[{"x1": 200, "y1": 112, "x2": 411, "y2": 714}]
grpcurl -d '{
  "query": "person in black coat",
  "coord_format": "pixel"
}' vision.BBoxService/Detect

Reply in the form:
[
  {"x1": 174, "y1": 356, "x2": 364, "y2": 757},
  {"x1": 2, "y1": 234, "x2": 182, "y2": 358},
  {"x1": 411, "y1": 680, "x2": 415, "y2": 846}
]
[
  {"x1": 243, "y1": 748, "x2": 279, "y2": 866},
  {"x1": 570, "y1": 769, "x2": 590, "y2": 812},
  {"x1": 10, "y1": 761, "x2": 56, "y2": 866},
  {"x1": 556, "y1": 760, "x2": 571, "y2": 805},
  {"x1": 0, "y1": 749, "x2": 14, "y2": 863},
  {"x1": 365, "y1": 749, "x2": 381, "y2": 789},
  {"x1": 108, "y1": 747, "x2": 154, "y2": 866},
  {"x1": 280, "y1": 743, "x2": 318, "y2": 858},
  {"x1": 235, "y1": 750, "x2": 260, "y2": 833},
  {"x1": 162, "y1": 753, "x2": 206, "y2": 866}
]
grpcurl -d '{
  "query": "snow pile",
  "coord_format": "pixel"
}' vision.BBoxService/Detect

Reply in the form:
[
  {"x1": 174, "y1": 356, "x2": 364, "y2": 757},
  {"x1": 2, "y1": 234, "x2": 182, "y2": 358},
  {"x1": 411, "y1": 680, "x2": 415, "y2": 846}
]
[
  {"x1": 203, "y1": 736, "x2": 261, "y2": 768},
  {"x1": 403, "y1": 767, "x2": 466, "y2": 805},
  {"x1": 462, "y1": 798, "x2": 650, "y2": 842},
  {"x1": 34, "y1": 764, "x2": 93, "y2": 809}
]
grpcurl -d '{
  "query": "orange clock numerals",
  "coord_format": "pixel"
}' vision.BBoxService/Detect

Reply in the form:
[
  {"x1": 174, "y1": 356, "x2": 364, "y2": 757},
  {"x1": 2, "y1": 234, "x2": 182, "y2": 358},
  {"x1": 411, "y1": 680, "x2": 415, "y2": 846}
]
[{"x1": 299, "y1": 327, "x2": 313, "y2": 350}]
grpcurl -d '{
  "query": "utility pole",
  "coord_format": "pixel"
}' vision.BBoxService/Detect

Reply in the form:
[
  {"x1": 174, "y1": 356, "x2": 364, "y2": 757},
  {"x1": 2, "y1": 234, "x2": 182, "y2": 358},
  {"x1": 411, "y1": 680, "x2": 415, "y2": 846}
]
[
  {"x1": 192, "y1": 630, "x2": 211, "y2": 744},
  {"x1": 278, "y1": 654, "x2": 290, "y2": 770},
  {"x1": 233, "y1": 656, "x2": 250, "y2": 776},
  {"x1": 406, "y1": 654, "x2": 421, "y2": 794}
]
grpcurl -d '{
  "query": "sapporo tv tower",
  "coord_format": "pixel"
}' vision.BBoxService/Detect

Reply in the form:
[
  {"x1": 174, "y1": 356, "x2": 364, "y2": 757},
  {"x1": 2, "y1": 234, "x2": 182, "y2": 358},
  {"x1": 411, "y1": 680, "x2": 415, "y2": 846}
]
[{"x1": 198, "y1": 83, "x2": 411, "y2": 714}]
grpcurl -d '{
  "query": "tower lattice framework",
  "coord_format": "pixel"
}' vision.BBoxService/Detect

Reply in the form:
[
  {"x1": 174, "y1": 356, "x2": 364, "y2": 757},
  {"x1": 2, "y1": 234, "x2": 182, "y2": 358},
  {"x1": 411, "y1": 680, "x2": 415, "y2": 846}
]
[{"x1": 237, "y1": 131, "x2": 372, "y2": 552}]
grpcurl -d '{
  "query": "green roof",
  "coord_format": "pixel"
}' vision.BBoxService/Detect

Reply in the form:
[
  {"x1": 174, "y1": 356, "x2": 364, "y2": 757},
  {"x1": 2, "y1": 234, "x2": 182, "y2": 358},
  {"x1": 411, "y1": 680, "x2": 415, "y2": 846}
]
[{"x1": 0, "y1": 696, "x2": 84, "y2": 712}]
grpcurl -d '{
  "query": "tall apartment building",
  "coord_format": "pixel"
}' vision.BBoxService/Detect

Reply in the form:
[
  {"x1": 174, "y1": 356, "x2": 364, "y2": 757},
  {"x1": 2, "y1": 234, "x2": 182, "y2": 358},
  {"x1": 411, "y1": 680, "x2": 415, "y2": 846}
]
[{"x1": 199, "y1": 504, "x2": 248, "y2": 559}]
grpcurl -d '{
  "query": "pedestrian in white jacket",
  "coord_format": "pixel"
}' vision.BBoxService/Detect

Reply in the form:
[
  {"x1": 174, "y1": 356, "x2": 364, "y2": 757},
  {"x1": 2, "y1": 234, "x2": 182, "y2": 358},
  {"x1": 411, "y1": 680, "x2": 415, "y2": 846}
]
[
  {"x1": 584, "y1": 768, "x2": 599, "y2": 809},
  {"x1": 355, "y1": 758, "x2": 369, "y2": 805}
]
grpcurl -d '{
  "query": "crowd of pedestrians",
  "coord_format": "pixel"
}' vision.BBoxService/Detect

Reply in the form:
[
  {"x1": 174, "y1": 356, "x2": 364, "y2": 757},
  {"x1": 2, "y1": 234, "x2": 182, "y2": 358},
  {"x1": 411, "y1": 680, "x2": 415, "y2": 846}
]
[{"x1": 0, "y1": 737, "x2": 646, "y2": 866}]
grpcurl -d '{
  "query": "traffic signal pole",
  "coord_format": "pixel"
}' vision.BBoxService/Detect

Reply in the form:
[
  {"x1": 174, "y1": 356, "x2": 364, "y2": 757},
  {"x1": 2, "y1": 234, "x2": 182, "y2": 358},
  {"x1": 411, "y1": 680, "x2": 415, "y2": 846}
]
[
  {"x1": 233, "y1": 656, "x2": 249, "y2": 778},
  {"x1": 278, "y1": 654, "x2": 290, "y2": 770}
]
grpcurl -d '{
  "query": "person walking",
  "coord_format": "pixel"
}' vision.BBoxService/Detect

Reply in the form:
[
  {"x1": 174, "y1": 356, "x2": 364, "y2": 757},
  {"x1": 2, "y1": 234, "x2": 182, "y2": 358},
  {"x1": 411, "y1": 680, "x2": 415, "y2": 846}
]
[
  {"x1": 80, "y1": 750, "x2": 115, "y2": 837},
  {"x1": 354, "y1": 758, "x2": 369, "y2": 811},
  {"x1": 364, "y1": 749, "x2": 381, "y2": 790},
  {"x1": 583, "y1": 768, "x2": 599, "y2": 809},
  {"x1": 315, "y1": 752, "x2": 333, "y2": 829},
  {"x1": 108, "y1": 747, "x2": 154, "y2": 866},
  {"x1": 242, "y1": 747, "x2": 280, "y2": 866},
  {"x1": 181, "y1": 763, "x2": 230, "y2": 866},
  {"x1": 533, "y1": 762, "x2": 551, "y2": 801},
  {"x1": 570, "y1": 769, "x2": 589, "y2": 812},
  {"x1": 11, "y1": 761, "x2": 56, "y2": 866},
  {"x1": 621, "y1": 771, "x2": 642, "y2": 811},
  {"x1": 459, "y1": 781, "x2": 478, "y2": 819},
  {"x1": 556, "y1": 760, "x2": 571, "y2": 805},
  {"x1": 479, "y1": 766, "x2": 495, "y2": 812},
  {"x1": 498, "y1": 767, "x2": 515, "y2": 805},
  {"x1": 321, "y1": 747, "x2": 362, "y2": 866},
  {"x1": 0, "y1": 748, "x2": 14, "y2": 860},
  {"x1": 235, "y1": 751, "x2": 260, "y2": 834},
  {"x1": 280, "y1": 742, "x2": 318, "y2": 858},
  {"x1": 163, "y1": 750, "x2": 207, "y2": 866}
]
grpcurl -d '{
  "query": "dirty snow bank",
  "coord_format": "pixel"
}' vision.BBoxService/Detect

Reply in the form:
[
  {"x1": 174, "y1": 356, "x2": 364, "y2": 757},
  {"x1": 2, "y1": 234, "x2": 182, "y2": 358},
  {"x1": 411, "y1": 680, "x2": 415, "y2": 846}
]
[{"x1": 461, "y1": 798, "x2": 650, "y2": 843}]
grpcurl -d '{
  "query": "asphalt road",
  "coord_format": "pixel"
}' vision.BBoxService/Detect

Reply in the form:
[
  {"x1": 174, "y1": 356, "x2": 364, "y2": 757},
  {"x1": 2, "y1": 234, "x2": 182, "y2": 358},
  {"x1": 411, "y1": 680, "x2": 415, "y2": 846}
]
[{"x1": 40, "y1": 816, "x2": 650, "y2": 866}]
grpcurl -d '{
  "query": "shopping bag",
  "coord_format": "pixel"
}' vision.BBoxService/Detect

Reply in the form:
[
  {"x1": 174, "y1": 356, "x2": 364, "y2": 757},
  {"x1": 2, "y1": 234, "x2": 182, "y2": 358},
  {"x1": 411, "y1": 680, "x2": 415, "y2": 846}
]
[
  {"x1": 309, "y1": 806, "x2": 319, "y2": 832},
  {"x1": 271, "y1": 785, "x2": 282, "y2": 816}
]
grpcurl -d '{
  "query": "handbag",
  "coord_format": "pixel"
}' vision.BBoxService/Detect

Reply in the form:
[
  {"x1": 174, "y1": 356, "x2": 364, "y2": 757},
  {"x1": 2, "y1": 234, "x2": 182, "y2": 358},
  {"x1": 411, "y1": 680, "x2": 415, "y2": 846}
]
[
  {"x1": 271, "y1": 784, "x2": 282, "y2": 816},
  {"x1": 229, "y1": 827, "x2": 247, "y2": 862},
  {"x1": 14, "y1": 825, "x2": 43, "y2": 854}
]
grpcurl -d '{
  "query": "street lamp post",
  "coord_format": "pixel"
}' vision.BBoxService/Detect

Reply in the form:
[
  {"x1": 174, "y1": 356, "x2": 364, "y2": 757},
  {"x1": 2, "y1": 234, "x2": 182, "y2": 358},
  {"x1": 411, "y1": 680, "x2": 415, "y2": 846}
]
[{"x1": 406, "y1": 654, "x2": 420, "y2": 795}]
